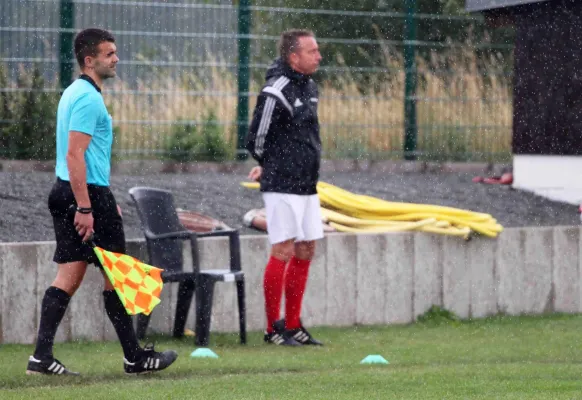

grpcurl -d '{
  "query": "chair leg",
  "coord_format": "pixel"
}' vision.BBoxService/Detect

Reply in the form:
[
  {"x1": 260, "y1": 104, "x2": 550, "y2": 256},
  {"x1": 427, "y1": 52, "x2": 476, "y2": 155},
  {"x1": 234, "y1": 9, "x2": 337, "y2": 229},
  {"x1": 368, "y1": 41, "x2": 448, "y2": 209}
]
[
  {"x1": 236, "y1": 279, "x2": 247, "y2": 345},
  {"x1": 136, "y1": 313, "x2": 151, "y2": 340},
  {"x1": 173, "y1": 280, "x2": 195, "y2": 338},
  {"x1": 195, "y1": 275, "x2": 216, "y2": 347}
]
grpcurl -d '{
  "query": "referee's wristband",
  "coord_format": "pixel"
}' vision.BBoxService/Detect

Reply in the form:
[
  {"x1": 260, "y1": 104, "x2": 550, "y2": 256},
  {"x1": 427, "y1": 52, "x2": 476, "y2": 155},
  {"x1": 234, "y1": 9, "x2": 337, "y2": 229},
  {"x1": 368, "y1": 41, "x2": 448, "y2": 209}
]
[{"x1": 76, "y1": 206, "x2": 93, "y2": 214}]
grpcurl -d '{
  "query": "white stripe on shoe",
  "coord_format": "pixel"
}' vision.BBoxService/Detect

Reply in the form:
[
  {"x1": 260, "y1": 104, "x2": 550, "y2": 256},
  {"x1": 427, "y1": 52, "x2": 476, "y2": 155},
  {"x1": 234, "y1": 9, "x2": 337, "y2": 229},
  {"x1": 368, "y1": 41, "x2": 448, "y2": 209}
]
[
  {"x1": 293, "y1": 331, "x2": 309, "y2": 343},
  {"x1": 275, "y1": 337, "x2": 284, "y2": 345},
  {"x1": 271, "y1": 333, "x2": 285, "y2": 345}
]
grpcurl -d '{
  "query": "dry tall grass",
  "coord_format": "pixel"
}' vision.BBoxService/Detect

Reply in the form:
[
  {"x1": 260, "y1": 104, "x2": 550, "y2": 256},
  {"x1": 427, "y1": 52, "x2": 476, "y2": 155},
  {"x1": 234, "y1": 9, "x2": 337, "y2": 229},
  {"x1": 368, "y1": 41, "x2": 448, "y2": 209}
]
[{"x1": 106, "y1": 50, "x2": 512, "y2": 161}]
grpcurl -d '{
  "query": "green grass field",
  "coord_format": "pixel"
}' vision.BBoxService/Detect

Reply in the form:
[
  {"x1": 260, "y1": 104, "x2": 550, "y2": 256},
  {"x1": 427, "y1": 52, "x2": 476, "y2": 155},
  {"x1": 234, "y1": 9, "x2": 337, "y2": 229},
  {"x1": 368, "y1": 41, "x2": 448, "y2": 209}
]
[{"x1": 1, "y1": 314, "x2": 582, "y2": 399}]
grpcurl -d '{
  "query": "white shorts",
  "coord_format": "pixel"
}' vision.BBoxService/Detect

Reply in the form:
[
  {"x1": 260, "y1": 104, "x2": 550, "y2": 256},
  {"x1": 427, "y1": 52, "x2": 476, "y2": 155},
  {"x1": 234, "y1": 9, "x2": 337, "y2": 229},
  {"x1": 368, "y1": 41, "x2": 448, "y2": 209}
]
[{"x1": 263, "y1": 192, "x2": 324, "y2": 244}]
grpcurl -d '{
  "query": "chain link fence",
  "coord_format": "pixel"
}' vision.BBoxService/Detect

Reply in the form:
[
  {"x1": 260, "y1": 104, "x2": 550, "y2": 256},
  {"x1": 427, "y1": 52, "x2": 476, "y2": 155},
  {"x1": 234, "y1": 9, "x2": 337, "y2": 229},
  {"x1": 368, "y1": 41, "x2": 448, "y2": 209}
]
[{"x1": 0, "y1": 0, "x2": 514, "y2": 162}]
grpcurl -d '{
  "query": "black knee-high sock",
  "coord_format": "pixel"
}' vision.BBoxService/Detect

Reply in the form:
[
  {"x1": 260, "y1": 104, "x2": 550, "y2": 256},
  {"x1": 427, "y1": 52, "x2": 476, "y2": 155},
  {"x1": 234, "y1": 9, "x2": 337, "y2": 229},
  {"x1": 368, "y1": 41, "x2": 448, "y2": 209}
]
[
  {"x1": 34, "y1": 286, "x2": 71, "y2": 360},
  {"x1": 103, "y1": 290, "x2": 142, "y2": 362}
]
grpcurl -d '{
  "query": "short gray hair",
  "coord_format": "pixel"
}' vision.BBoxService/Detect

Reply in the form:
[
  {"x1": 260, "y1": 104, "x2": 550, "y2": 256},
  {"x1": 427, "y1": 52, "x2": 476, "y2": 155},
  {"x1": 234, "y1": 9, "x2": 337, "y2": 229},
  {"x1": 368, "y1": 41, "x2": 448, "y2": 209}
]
[{"x1": 278, "y1": 29, "x2": 314, "y2": 62}]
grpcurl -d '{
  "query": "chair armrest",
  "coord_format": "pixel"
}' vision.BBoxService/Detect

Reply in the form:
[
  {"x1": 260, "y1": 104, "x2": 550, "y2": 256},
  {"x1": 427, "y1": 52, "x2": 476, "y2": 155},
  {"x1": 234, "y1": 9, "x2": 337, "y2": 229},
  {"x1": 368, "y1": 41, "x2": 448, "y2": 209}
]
[
  {"x1": 144, "y1": 230, "x2": 193, "y2": 241},
  {"x1": 185, "y1": 229, "x2": 242, "y2": 273},
  {"x1": 196, "y1": 230, "x2": 242, "y2": 272},
  {"x1": 195, "y1": 229, "x2": 238, "y2": 239}
]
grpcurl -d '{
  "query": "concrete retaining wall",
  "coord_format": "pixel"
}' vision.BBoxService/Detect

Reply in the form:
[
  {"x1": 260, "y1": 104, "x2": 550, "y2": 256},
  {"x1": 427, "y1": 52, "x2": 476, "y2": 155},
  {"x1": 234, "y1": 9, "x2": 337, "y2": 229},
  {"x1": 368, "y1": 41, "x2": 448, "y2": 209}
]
[{"x1": 0, "y1": 226, "x2": 579, "y2": 344}]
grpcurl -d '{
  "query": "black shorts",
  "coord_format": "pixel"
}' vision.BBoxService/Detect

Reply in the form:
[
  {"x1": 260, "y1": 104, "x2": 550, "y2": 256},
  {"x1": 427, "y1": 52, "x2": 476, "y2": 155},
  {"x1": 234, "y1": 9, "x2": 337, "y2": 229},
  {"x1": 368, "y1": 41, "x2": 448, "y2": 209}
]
[{"x1": 48, "y1": 178, "x2": 126, "y2": 266}]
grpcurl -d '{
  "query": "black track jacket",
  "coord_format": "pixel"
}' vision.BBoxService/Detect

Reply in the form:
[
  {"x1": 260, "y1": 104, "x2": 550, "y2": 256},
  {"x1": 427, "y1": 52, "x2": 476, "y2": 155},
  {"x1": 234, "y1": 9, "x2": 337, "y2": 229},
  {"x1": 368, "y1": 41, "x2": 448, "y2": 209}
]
[{"x1": 246, "y1": 58, "x2": 321, "y2": 195}]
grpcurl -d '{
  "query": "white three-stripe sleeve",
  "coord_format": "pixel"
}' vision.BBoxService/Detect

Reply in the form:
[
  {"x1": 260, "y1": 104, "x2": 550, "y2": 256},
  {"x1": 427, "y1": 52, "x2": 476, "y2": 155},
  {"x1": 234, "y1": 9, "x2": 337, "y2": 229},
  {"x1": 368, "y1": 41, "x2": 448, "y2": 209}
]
[
  {"x1": 261, "y1": 86, "x2": 293, "y2": 114},
  {"x1": 249, "y1": 76, "x2": 291, "y2": 159},
  {"x1": 254, "y1": 97, "x2": 276, "y2": 157}
]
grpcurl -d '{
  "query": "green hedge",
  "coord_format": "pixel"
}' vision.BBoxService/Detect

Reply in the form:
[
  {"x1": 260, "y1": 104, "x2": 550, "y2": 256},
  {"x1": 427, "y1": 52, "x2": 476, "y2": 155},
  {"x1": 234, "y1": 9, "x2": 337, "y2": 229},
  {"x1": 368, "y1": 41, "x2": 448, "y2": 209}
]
[{"x1": 0, "y1": 65, "x2": 58, "y2": 161}]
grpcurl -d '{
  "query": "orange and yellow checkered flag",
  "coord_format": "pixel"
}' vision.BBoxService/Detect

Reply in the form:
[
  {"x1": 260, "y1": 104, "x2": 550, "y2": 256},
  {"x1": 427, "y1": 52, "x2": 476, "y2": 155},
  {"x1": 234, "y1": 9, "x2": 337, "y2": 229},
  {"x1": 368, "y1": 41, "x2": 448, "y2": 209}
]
[{"x1": 92, "y1": 245, "x2": 164, "y2": 316}]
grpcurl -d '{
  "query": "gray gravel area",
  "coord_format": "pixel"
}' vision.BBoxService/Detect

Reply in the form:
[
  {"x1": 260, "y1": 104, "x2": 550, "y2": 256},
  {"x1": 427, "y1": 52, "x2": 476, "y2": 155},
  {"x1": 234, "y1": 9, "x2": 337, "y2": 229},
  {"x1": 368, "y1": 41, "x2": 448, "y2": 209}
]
[{"x1": 0, "y1": 171, "x2": 579, "y2": 243}]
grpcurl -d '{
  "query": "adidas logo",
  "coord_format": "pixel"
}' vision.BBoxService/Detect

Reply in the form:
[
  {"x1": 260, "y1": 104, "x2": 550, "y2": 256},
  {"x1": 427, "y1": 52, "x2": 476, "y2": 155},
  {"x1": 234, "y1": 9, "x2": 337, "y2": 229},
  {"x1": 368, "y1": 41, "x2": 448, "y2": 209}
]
[
  {"x1": 293, "y1": 331, "x2": 309, "y2": 343},
  {"x1": 144, "y1": 357, "x2": 160, "y2": 370},
  {"x1": 125, "y1": 356, "x2": 160, "y2": 370},
  {"x1": 48, "y1": 361, "x2": 66, "y2": 374},
  {"x1": 29, "y1": 357, "x2": 67, "y2": 374},
  {"x1": 270, "y1": 333, "x2": 285, "y2": 345},
  {"x1": 294, "y1": 98, "x2": 303, "y2": 107}
]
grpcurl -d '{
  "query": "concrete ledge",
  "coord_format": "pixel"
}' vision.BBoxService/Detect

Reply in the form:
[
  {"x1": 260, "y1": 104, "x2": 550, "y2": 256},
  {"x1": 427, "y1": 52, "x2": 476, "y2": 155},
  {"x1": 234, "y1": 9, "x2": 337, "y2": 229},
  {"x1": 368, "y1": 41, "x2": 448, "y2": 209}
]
[
  {"x1": 413, "y1": 234, "x2": 443, "y2": 318},
  {"x1": 468, "y1": 236, "x2": 497, "y2": 318},
  {"x1": 0, "y1": 160, "x2": 56, "y2": 173},
  {"x1": 0, "y1": 226, "x2": 576, "y2": 344},
  {"x1": 0, "y1": 158, "x2": 511, "y2": 175}
]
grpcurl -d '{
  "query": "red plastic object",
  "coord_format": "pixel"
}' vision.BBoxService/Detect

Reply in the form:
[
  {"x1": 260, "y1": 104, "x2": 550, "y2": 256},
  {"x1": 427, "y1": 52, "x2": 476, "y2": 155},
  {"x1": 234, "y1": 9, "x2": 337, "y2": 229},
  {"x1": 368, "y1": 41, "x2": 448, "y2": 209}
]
[{"x1": 499, "y1": 172, "x2": 513, "y2": 185}]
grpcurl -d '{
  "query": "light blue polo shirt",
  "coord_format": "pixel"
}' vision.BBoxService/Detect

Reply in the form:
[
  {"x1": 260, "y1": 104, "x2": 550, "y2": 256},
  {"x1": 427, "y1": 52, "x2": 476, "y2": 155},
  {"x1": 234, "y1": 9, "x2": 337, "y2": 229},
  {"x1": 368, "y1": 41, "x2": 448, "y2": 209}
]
[{"x1": 55, "y1": 78, "x2": 113, "y2": 186}]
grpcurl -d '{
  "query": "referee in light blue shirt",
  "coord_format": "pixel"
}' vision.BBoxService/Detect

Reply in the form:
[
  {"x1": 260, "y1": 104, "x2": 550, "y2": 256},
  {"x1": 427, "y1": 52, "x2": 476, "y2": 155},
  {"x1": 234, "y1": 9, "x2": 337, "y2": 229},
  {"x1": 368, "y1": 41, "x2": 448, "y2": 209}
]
[{"x1": 26, "y1": 28, "x2": 177, "y2": 377}]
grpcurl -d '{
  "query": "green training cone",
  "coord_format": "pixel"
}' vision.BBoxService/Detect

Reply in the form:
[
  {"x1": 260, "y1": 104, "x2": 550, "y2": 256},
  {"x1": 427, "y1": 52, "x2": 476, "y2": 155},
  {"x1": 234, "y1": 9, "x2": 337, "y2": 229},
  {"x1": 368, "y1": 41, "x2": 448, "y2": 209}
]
[
  {"x1": 190, "y1": 348, "x2": 219, "y2": 358},
  {"x1": 360, "y1": 355, "x2": 389, "y2": 364}
]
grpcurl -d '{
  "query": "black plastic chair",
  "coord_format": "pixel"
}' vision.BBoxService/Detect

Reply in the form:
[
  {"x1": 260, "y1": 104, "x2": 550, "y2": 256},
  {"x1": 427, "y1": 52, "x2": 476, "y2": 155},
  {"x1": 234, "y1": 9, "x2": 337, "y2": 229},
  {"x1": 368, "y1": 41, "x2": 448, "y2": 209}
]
[{"x1": 128, "y1": 186, "x2": 246, "y2": 346}]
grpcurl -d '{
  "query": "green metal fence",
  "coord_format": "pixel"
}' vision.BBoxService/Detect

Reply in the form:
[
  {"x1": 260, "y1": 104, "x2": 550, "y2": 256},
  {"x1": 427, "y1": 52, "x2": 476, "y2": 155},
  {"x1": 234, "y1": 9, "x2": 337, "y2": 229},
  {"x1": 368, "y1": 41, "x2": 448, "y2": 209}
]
[{"x1": 0, "y1": 0, "x2": 514, "y2": 163}]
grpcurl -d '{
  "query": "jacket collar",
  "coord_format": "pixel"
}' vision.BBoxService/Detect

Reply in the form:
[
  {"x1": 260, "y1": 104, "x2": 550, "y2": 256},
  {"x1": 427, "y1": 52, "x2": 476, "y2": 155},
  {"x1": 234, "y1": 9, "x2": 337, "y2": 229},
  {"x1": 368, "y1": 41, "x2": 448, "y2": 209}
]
[
  {"x1": 282, "y1": 61, "x2": 311, "y2": 84},
  {"x1": 79, "y1": 74, "x2": 102, "y2": 93},
  {"x1": 266, "y1": 58, "x2": 311, "y2": 85}
]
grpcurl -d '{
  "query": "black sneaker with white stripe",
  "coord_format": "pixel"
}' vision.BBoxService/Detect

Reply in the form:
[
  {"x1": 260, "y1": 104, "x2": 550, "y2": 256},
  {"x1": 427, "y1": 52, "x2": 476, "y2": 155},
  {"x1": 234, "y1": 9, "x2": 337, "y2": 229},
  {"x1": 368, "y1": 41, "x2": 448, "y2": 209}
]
[
  {"x1": 274, "y1": 319, "x2": 323, "y2": 346},
  {"x1": 124, "y1": 344, "x2": 178, "y2": 375},
  {"x1": 26, "y1": 356, "x2": 80, "y2": 376},
  {"x1": 264, "y1": 322, "x2": 302, "y2": 346}
]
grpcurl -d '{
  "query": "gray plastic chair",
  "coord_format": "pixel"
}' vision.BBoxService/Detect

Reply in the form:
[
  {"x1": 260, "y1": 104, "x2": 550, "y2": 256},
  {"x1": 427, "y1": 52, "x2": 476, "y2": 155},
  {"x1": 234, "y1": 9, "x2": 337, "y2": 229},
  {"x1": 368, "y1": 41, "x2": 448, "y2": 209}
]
[{"x1": 128, "y1": 186, "x2": 246, "y2": 346}]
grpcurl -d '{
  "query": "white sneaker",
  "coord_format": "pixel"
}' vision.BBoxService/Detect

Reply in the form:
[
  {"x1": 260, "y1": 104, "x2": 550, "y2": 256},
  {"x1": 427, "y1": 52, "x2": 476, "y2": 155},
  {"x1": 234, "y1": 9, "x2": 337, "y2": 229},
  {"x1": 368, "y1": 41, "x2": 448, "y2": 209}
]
[{"x1": 243, "y1": 209, "x2": 262, "y2": 227}]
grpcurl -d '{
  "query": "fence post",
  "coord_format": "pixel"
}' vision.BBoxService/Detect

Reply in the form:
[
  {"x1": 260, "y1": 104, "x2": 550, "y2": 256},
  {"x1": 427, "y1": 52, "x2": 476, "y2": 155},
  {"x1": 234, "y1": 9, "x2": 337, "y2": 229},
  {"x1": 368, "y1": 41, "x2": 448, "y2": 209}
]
[
  {"x1": 59, "y1": 0, "x2": 74, "y2": 90},
  {"x1": 403, "y1": 0, "x2": 418, "y2": 160},
  {"x1": 236, "y1": 0, "x2": 251, "y2": 161}
]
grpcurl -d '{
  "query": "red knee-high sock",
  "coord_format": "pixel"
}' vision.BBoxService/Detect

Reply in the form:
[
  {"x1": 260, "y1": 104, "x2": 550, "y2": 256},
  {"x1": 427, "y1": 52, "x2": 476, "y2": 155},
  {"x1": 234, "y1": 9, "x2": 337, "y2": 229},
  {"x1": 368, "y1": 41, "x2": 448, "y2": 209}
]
[
  {"x1": 284, "y1": 256, "x2": 311, "y2": 330},
  {"x1": 263, "y1": 256, "x2": 287, "y2": 332}
]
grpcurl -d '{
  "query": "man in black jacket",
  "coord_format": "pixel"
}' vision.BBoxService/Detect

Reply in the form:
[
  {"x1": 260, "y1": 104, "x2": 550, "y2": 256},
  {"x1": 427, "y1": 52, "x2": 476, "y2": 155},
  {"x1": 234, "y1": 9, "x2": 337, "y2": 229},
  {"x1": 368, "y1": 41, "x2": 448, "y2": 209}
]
[{"x1": 246, "y1": 30, "x2": 324, "y2": 346}]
